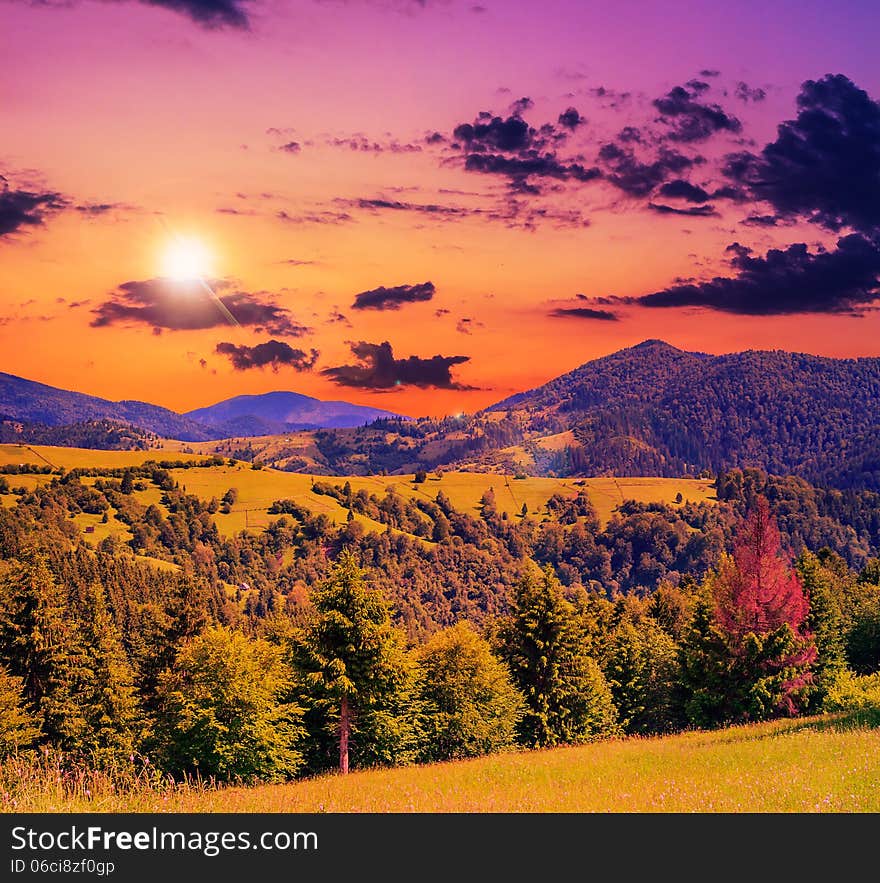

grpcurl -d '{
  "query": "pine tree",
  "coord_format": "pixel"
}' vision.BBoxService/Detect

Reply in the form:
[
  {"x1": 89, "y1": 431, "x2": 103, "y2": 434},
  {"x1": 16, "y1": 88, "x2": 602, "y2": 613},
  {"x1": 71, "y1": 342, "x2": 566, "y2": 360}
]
[
  {"x1": 299, "y1": 550, "x2": 410, "y2": 773},
  {"x1": 500, "y1": 564, "x2": 617, "y2": 747},
  {"x1": 797, "y1": 551, "x2": 846, "y2": 709},
  {"x1": 69, "y1": 581, "x2": 139, "y2": 757},
  {"x1": 0, "y1": 666, "x2": 41, "y2": 756},
  {"x1": 0, "y1": 550, "x2": 85, "y2": 746}
]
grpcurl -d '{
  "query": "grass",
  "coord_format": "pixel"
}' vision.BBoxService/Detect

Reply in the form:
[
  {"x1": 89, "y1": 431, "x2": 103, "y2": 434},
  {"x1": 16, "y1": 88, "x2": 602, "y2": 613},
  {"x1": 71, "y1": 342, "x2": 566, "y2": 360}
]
[{"x1": 5, "y1": 711, "x2": 879, "y2": 813}]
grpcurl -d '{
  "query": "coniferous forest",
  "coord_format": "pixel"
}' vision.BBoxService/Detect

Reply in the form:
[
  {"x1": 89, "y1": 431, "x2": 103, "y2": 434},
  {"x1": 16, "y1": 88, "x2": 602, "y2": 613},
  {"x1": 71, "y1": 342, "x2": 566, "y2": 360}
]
[{"x1": 1, "y1": 456, "x2": 879, "y2": 791}]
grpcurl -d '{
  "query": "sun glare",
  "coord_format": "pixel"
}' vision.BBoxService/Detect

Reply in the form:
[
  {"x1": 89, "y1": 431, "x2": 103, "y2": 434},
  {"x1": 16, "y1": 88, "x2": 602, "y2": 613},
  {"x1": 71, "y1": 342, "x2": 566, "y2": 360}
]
[{"x1": 161, "y1": 237, "x2": 212, "y2": 281}]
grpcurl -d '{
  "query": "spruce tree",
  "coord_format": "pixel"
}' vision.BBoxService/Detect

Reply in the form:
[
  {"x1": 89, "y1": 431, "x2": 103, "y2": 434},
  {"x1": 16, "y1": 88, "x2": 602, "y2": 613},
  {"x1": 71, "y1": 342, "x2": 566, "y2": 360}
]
[
  {"x1": 0, "y1": 666, "x2": 41, "y2": 756},
  {"x1": 299, "y1": 550, "x2": 411, "y2": 773},
  {"x1": 500, "y1": 564, "x2": 617, "y2": 747},
  {"x1": 0, "y1": 550, "x2": 84, "y2": 747}
]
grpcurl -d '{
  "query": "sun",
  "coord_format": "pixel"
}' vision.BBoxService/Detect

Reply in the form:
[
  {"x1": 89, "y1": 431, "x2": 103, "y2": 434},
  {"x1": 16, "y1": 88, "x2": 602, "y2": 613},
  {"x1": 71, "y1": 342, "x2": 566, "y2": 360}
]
[{"x1": 161, "y1": 236, "x2": 212, "y2": 280}]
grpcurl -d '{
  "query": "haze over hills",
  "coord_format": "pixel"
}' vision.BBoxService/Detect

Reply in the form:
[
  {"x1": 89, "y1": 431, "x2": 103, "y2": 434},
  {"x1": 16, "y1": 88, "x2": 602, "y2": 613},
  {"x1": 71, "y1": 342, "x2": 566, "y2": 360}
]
[{"x1": 185, "y1": 391, "x2": 401, "y2": 437}]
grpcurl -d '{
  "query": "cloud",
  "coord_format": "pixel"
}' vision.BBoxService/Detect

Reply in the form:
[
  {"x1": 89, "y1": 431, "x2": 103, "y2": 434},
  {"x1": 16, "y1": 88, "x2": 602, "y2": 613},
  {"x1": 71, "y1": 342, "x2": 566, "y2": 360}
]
[
  {"x1": 351, "y1": 281, "x2": 435, "y2": 311},
  {"x1": 321, "y1": 340, "x2": 472, "y2": 390},
  {"x1": 278, "y1": 141, "x2": 301, "y2": 154},
  {"x1": 549, "y1": 306, "x2": 619, "y2": 321},
  {"x1": 657, "y1": 179, "x2": 711, "y2": 203},
  {"x1": 626, "y1": 233, "x2": 880, "y2": 315},
  {"x1": 723, "y1": 74, "x2": 880, "y2": 234},
  {"x1": 91, "y1": 277, "x2": 308, "y2": 335},
  {"x1": 215, "y1": 340, "x2": 319, "y2": 371},
  {"x1": 648, "y1": 202, "x2": 717, "y2": 217},
  {"x1": 325, "y1": 136, "x2": 423, "y2": 154},
  {"x1": 653, "y1": 83, "x2": 742, "y2": 142},
  {"x1": 17, "y1": 0, "x2": 254, "y2": 28},
  {"x1": 558, "y1": 107, "x2": 586, "y2": 130},
  {"x1": 351, "y1": 197, "x2": 471, "y2": 217},
  {"x1": 456, "y1": 317, "x2": 484, "y2": 334},
  {"x1": 734, "y1": 81, "x2": 767, "y2": 103},
  {"x1": 0, "y1": 176, "x2": 67, "y2": 236},
  {"x1": 598, "y1": 143, "x2": 698, "y2": 197}
]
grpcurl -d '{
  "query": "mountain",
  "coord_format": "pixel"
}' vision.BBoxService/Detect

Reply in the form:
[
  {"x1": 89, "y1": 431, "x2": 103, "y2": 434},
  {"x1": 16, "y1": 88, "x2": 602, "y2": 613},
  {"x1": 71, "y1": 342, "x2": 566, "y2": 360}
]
[
  {"x1": 483, "y1": 339, "x2": 880, "y2": 489},
  {"x1": 228, "y1": 340, "x2": 880, "y2": 490},
  {"x1": 0, "y1": 372, "x2": 215, "y2": 441},
  {"x1": 184, "y1": 391, "x2": 401, "y2": 436}
]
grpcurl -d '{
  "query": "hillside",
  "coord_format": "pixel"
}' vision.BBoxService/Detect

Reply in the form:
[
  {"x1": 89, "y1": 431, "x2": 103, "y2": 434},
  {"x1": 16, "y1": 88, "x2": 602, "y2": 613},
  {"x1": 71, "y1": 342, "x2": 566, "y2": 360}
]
[
  {"x1": 8, "y1": 710, "x2": 879, "y2": 812},
  {"x1": 484, "y1": 340, "x2": 880, "y2": 490},
  {"x1": 185, "y1": 390, "x2": 400, "y2": 436},
  {"x1": 204, "y1": 341, "x2": 880, "y2": 490},
  {"x1": 0, "y1": 372, "x2": 214, "y2": 441}
]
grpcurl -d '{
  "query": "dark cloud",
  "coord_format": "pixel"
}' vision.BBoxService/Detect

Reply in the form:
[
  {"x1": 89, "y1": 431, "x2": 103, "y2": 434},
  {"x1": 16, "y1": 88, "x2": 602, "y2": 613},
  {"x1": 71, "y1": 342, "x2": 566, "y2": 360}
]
[
  {"x1": 598, "y1": 143, "x2": 698, "y2": 197},
  {"x1": 453, "y1": 114, "x2": 533, "y2": 152},
  {"x1": 321, "y1": 341, "x2": 472, "y2": 390},
  {"x1": 25, "y1": 0, "x2": 253, "y2": 28},
  {"x1": 653, "y1": 83, "x2": 742, "y2": 142},
  {"x1": 351, "y1": 197, "x2": 470, "y2": 217},
  {"x1": 0, "y1": 177, "x2": 67, "y2": 236},
  {"x1": 278, "y1": 141, "x2": 301, "y2": 154},
  {"x1": 657, "y1": 179, "x2": 711, "y2": 202},
  {"x1": 215, "y1": 340, "x2": 319, "y2": 372},
  {"x1": 549, "y1": 306, "x2": 619, "y2": 321},
  {"x1": 509, "y1": 97, "x2": 534, "y2": 115},
  {"x1": 456, "y1": 317, "x2": 484, "y2": 334},
  {"x1": 325, "y1": 136, "x2": 422, "y2": 153},
  {"x1": 723, "y1": 75, "x2": 880, "y2": 234},
  {"x1": 648, "y1": 202, "x2": 717, "y2": 217},
  {"x1": 628, "y1": 233, "x2": 880, "y2": 315},
  {"x1": 699, "y1": 69, "x2": 721, "y2": 78},
  {"x1": 463, "y1": 153, "x2": 601, "y2": 187},
  {"x1": 557, "y1": 107, "x2": 585, "y2": 130},
  {"x1": 91, "y1": 277, "x2": 308, "y2": 335},
  {"x1": 277, "y1": 209, "x2": 353, "y2": 225},
  {"x1": 734, "y1": 81, "x2": 767, "y2": 103},
  {"x1": 351, "y1": 281, "x2": 435, "y2": 311},
  {"x1": 73, "y1": 202, "x2": 128, "y2": 216}
]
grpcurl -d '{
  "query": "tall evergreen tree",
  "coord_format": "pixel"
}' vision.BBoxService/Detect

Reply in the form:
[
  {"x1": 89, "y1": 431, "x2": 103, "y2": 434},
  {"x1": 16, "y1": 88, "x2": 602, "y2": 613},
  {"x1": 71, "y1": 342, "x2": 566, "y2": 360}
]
[
  {"x1": 0, "y1": 550, "x2": 84, "y2": 746},
  {"x1": 500, "y1": 564, "x2": 617, "y2": 747},
  {"x1": 299, "y1": 550, "x2": 411, "y2": 773},
  {"x1": 68, "y1": 581, "x2": 139, "y2": 757},
  {"x1": 797, "y1": 551, "x2": 847, "y2": 709},
  {"x1": 0, "y1": 666, "x2": 41, "y2": 756}
]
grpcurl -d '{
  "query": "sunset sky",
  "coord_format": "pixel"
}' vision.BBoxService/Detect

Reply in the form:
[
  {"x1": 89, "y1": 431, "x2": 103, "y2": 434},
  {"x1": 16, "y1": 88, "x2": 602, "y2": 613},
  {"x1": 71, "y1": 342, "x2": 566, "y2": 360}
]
[{"x1": 2, "y1": 0, "x2": 880, "y2": 417}]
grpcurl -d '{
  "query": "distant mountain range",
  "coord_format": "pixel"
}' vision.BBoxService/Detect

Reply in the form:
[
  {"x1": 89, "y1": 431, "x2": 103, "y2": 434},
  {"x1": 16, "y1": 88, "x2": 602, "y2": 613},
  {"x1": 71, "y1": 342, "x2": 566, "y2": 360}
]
[
  {"x1": 4, "y1": 342, "x2": 880, "y2": 490},
  {"x1": 185, "y1": 391, "x2": 398, "y2": 437},
  {"x1": 0, "y1": 372, "x2": 402, "y2": 442},
  {"x1": 210, "y1": 340, "x2": 880, "y2": 490}
]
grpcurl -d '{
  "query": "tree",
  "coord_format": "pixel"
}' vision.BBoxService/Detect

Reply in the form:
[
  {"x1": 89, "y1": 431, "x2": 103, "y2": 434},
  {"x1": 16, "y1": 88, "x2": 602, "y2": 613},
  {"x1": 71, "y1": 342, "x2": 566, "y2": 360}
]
[
  {"x1": 603, "y1": 617, "x2": 682, "y2": 734},
  {"x1": 68, "y1": 581, "x2": 138, "y2": 757},
  {"x1": 413, "y1": 470, "x2": 427, "y2": 484},
  {"x1": 120, "y1": 471, "x2": 134, "y2": 495},
  {"x1": 300, "y1": 550, "x2": 410, "y2": 773},
  {"x1": 415, "y1": 622, "x2": 524, "y2": 761},
  {"x1": 0, "y1": 666, "x2": 40, "y2": 756},
  {"x1": 797, "y1": 551, "x2": 846, "y2": 708},
  {"x1": 499, "y1": 564, "x2": 617, "y2": 747},
  {"x1": 154, "y1": 626, "x2": 304, "y2": 782},
  {"x1": 710, "y1": 497, "x2": 816, "y2": 719},
  {"x1": 0, "y1": 550, "x2": 84, "y2": 746}
]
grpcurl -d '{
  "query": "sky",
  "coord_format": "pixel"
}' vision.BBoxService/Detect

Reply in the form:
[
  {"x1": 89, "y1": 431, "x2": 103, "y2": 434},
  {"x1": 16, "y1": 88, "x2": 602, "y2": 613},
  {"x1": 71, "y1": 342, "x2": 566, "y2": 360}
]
[{"x1": 2, "y1": 0, "x2": 880, "y2": 418}]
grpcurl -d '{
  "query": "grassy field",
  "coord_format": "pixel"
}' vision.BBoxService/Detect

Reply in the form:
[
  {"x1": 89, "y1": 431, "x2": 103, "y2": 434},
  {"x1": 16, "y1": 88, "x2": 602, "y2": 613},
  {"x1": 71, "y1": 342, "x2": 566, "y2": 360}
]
[
  {"x1": 0, "y1": 444, "x2": 717, "y2": 541},
  {"x1": 6, "y1": 711, "x2": 878, "y2": 812}
]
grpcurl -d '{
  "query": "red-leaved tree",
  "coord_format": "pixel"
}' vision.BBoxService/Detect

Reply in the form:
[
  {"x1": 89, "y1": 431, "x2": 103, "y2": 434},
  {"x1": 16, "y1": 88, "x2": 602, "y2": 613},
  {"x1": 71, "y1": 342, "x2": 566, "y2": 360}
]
[
  {"x1": 711, "y1": 496, "x2": 816, "y2": 717},
  {"x1": 715, "y1": 496, "x2": 810, "y2": 640}
]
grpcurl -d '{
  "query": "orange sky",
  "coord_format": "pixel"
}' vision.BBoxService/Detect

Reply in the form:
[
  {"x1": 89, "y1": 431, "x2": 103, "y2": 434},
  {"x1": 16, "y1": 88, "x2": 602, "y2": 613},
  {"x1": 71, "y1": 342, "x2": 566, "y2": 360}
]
[{"x1": 2, "y1": 0, "x2": 880, "y2": 417}]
